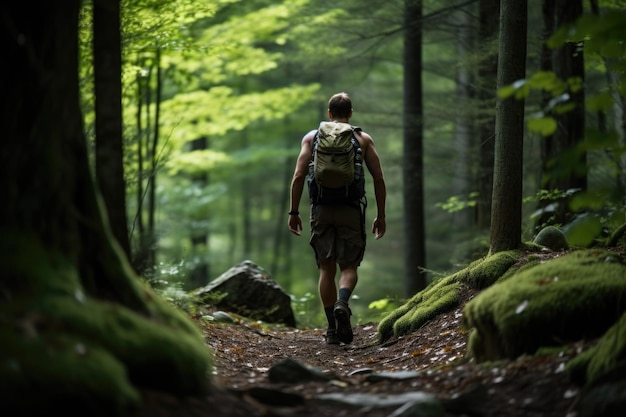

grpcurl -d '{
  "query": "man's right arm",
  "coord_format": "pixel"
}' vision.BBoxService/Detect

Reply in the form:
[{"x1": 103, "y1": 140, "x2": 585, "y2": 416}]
[
  {"x1": 288, "y1": 131, "x2": 314, "y2": 235},
  {"x1": 362, "y1": 133, "x2": 387, "y2": 239}
]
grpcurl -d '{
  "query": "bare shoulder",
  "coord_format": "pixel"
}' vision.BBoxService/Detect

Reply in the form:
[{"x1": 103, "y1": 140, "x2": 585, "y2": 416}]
[
  {"x1": 302, "y1": 129, "x2": 317, "y2": 146},
  {"x1": 355, "y1": 128, "x2": 375, "y2": 152}
]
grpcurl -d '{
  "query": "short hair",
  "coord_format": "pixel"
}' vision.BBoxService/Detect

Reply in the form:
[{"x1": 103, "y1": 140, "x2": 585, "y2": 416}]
[{"x1": 328, "y1": 92, "x2": 352, "y2": 118}]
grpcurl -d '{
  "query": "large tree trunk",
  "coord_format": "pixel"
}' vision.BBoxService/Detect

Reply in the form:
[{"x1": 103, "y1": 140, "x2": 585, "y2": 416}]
[
  {"x1": 403, "y1": 0, "x2": 427, "y2": 296},
  {"x1": 0, "y1": 4, "x2": 211, "y2": 414},
  {"x1": 489, "y1": 0, "x2": 527, "y2": 253}
]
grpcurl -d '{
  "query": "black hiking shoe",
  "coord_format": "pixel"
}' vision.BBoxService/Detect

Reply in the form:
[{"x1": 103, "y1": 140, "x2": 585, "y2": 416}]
[
  {"x1": 325, "y1": 328, "x2": 340, "y2": 345},
  {"x1": 333, "y1": 300, "x2": 353, "y2": 344}
]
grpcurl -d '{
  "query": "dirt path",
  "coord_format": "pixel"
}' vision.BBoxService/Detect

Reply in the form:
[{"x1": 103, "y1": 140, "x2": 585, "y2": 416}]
[{"x1": 186, "y1": 298, "x2": 584, "y2": 417}]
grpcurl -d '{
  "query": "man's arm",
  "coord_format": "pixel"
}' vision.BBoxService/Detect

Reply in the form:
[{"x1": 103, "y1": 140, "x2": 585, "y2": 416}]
[
  {"x1": 362, "y1": 133, "x2": 387, "y2": 239},
  {"x1": 288, "y1": 131, "x2": 314, "y2": 236}
]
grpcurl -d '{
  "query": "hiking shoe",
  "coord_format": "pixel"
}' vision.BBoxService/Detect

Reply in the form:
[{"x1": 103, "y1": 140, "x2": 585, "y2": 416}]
[
  {"x1": 333, "y1": 300, "x2": 353, "y2": 344},
  {"x1": 325, "y1": 328, "x2": 340, "y2": 345}
]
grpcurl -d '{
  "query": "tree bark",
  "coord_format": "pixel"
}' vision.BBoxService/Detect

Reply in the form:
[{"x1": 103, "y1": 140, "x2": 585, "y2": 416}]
[
  {"x1": 93, "y1": 0, "x2": 132, "y2": 260},
  {"x1": 403, "y1": 0, "x2": 427, "y2": 295},
  {"x1": 476, "y1": 0, "x2": 500, "y2": 231},
  {"x1": 489, "y1": 0, "x2": 527, "y2": 253}
]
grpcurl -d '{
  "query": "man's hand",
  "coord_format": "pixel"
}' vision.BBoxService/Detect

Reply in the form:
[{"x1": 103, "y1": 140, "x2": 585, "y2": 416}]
[
  {"x1": 372, "y1": 217, "x2": 386, "y2": 240},
  {"x1": 288, "y1": 215, "x2": 302, "y2": 236}
]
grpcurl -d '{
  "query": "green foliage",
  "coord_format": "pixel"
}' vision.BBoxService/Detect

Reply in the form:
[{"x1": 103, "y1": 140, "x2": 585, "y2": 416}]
[
  {"x1": 435, "y1": 192, "x2": 478, "y2": 213},
  {"x1": 291, "y1": 292, "x2": 324, "y2": 329},
  {"x1": 562, "y1": 213, "x2": 603, "y2": 247}
]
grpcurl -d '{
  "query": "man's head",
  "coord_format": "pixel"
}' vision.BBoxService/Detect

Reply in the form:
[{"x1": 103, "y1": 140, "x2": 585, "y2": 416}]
[{"x1": 328, "y1": 92, "x2": 352, "y2": 120}]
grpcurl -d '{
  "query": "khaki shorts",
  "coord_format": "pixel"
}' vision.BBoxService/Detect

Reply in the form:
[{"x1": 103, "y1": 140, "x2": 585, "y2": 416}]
[{"x1": 309, "y1": 204, "x2": 365, "y2": 268}]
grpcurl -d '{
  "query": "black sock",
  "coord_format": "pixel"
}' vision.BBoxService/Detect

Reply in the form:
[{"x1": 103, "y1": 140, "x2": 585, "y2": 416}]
[
  {"x1": 338, "y1": 288, "x2": 352, "y2": 303},
  {"x1": 324, "y1": 306, "x2": 336, "y2": 329}
]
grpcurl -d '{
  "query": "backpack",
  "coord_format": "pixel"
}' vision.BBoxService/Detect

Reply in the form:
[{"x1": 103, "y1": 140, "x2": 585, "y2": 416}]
[{"x1": 307, "y1": 121, "x2": 365, "y2": 205}]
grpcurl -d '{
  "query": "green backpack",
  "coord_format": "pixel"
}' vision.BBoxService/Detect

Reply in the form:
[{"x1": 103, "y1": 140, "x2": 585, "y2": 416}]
[{"x1": 308, "y1": 121, "x2": 365, "y2": 205}]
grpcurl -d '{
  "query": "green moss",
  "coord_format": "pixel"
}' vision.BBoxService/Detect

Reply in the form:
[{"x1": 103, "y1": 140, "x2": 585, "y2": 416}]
[
  {"x1": 378, "y1": 250, "x2": 523, "y2": 342},
  {"x1": 378, "y1": 276, "x2": 460, "y2": 342},
  {"x1": 0, "y1": 231, "x2": 213, "y2": 415},
  {"x1": 464, "y1": 249, "x2": 626, "y2": 362},
  {"x1": 0, "y1": 325, "x2": 139, "y2": 416},
  {"x1": 567, "y1": 311, "x2": 626, "y2": 386},
  {"x1": 533, "y1": 225, "x2": 569, "y2": 250},
  {"x1": 460, "y1": 251, "x2": 520, "y2": 289}
]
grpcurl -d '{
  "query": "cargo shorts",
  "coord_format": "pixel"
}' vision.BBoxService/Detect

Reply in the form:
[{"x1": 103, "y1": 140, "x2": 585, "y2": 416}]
[{"x1": 309, "y1": 203, "x2": 365, "y2": 268}]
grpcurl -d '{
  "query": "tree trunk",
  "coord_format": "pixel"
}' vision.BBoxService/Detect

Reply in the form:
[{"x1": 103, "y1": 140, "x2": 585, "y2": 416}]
[
  {"x1": 452, "y1": 6, "x2": 475, "y2": 230},
  {"x1": 93, "y1": 0, "x2": 132, "y2": 260},
  {"x1": 0, "y1": 4, "x2": 211, "y2": 413},
  {"x1": 403, "y1": 0, "x2": 427, "y2": 295},
  {"x1": 489, "y1": 0, "x2": 527, "y2": 253},
  {"x1": 476, "y1": 0, "x2": 500, "y2": 231}
]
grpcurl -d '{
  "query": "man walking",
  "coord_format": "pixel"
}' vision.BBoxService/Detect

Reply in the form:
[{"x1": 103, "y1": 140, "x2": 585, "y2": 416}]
[{"x1": 288, "y1": 92, "x2": 387, "y2": 344}]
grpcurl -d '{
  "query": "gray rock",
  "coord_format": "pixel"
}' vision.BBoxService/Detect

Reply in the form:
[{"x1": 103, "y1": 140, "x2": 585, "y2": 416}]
[
  {"x1": 193, "y1": 260, "x2": 296, "y2": 327},
  {"x1": 317, "y1": 391, "x2": 439, "y2": 409},
  {"x1": 268, "y1": 358, "x2": 337, "y2": 383},
  {"x1": 366, "y1": 370, "x2": 422, "y2": 382},
  {"x1": 387, "y1": 397, "x2": 444, "y2": 417}
]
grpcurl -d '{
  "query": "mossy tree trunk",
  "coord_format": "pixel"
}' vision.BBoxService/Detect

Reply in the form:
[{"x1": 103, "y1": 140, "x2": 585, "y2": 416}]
[{"x1": 0, "y1": 3, "x2": 211, "y2": 415}]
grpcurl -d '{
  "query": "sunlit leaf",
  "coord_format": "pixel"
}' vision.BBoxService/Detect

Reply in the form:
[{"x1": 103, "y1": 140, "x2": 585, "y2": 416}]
[
  {"x1": 498, "y1": 84, "x2": 516, "y2": 98},
  {"x1": 527, "y1": 117, "x2": 557, "y2": 136},
  {"x1": 369, "y1": 299, "x2": 390, "y2": 310}
]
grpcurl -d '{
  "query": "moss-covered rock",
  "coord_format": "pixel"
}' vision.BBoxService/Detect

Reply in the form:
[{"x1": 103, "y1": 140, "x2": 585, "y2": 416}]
[
  {"x1": 463, "y1": 249, "x2": 626, "y2": 362},
  {"x1": 566, "y1": 311, "x2": 626, "y2": 417},
  {"x1": 533, "y1": 225, "x2": 569, "y2": 251},
  {"x1": 377, "y1": 250, "x2": 522, "y2": 342}
]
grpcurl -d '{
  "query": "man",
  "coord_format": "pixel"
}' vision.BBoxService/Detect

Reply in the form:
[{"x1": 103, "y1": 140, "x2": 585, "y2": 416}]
[{"x1": 288, "y1": 92, "x2": 387, "y2": 345}]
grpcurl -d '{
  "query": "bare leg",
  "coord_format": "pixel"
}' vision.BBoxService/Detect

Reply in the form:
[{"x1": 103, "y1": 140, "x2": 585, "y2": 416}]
[
  {"x1": 338, "y1": 263, "x2": 358, "y2": 296},
  {"x1": 318, "y1": 258, "x2": 337, "y2": 308}
]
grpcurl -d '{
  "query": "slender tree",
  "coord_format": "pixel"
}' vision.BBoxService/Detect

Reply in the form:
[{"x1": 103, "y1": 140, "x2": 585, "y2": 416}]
[
  {"x1": 93, "y1": 0, "x2": 132, "y2": 259},
  {"x1": 403, "y1": 0, "x2": 427, "y2": 295},
  {"x1": 489, "y1": 0, "x2": 528, "y2": 253},
  {"x1": 451, "y1": 4, "x2": 476, "y2": 231},
  {"x1": 475, "y1": 0, "x2": 500, "y2": 231}
]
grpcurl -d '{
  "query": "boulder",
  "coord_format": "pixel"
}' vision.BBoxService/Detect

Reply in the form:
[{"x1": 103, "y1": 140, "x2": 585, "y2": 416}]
[{"x1": 193, "y1": 260, "x2": 296, "y2": 327}]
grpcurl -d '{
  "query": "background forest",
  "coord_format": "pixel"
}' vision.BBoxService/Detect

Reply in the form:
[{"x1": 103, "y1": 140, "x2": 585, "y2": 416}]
[{"x1": 78, "y1": 0, "x2": 626, "y2": 327}]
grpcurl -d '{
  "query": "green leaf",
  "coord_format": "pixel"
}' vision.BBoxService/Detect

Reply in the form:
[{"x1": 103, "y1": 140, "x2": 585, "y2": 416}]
[
  {"x1": 498, "y1": 84, "x2": 516, "y2": 99},
  {"x1": 527, "y1": 117, "x2": 557, "y2": 137},
  {"x1": 562, "y1": 214, "x2": 602, "y2": 248},
  {"x1": 586, "y1": 92, "x2": 615, "y2": 113}
]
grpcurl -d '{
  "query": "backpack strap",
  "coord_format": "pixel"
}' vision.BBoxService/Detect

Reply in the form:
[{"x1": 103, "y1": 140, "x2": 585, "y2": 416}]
[{"x1": 310, "y1": 130, "x2": 319, "y2": 164}]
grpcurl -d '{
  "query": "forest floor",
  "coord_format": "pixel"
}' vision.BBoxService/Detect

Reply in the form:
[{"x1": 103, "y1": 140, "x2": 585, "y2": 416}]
[{"x1": 138, "y1": 282, "x2": 599, "y2": 417}]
